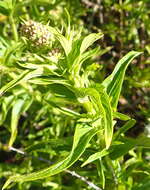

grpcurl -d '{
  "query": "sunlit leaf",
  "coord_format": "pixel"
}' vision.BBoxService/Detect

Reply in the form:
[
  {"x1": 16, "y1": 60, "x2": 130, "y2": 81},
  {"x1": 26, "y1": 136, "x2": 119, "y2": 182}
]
[
  {"x1": 8, "y1": 98, "x2": 25, "y2": 147},
  {"x1": 2, "y1": 123, "x2": 98, "y2": 189},
  {"x1": 80, "y1": 33, "x2": 103, "y2": 54},
  {"x1": 82, "y1": 149, "x2": 109, "y2": 167},
  {"x1": 102, "y1": 51, "x2": 142, "y2": 109}
]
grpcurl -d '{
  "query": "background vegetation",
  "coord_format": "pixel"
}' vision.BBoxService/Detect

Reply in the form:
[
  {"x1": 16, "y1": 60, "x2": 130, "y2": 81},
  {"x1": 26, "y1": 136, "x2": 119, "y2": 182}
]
[{"x1": 0, "y1": 0, "x2": 150, "y2": 190}]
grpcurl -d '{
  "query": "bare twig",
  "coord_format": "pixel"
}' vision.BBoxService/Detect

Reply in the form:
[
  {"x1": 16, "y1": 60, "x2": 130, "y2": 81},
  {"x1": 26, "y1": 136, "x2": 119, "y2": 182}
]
[
  {"x1": 66, "y1": 169, "x2": 102, "y2": 190},
  {"x1": 9, "y1": 146, "x2": 102, "y2": 190}
]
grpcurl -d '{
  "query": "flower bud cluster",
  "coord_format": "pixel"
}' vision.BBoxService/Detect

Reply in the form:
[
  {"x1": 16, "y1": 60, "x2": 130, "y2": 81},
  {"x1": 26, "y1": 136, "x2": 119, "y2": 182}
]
[
  {"x1": 48, "y1": 48, "x2": 60, "y2": 57},
  {"x1": 48, "y1": 48, "x2": 61, "y2": 63},
  {"x1": 21, "y1": 20, "x2": 52, "y2": 48}
]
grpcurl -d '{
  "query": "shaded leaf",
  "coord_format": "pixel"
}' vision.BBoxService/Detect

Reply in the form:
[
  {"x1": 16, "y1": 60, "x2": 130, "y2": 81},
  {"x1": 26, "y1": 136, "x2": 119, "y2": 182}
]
[{"x1": 113, "y1": 119, "x2": 136, "y2": 140}]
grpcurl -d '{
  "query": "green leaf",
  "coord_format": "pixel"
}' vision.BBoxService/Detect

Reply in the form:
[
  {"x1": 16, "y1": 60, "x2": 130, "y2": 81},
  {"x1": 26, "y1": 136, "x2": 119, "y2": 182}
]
[
  {"x1": 0, "y1": 69, "x2": 43, "y2": 96},
  {"x1": 135, "y1": 136, "x2": 150, "y2": 148},
  {"x1": 2, "y1": 123, "x2": 98, "y2": 189},
  {"x1": 49, "y1": 26, "x2": 72, "y2": 56},
  {"x1": 113, "y1": 112, "x2": 131, "y2": 121},
  {"x1": 0, "y1": 70, "x2": 30, "y2": 96},
  {"x1": 45, "y1": 99, "x2": 81, "y2": 117},
  {"x1": 78, "y1": 87, "x2": 113, "y2": 148},
  {"x1": 102, "y1": 51, "x2": 142, "y2": 109},
  {"x1": 8, "y1": 98, "x2": 25, "y2": 147},
  {"x1": 80, "y1": 33, "x2": 103, "y2": 54},
  {"x1": 100, "y1": 91, "x2": 113, "y2": 149},
  {"x1": 81, "y1": 149, "x2": 109, "y2": 167},
  {"x1": 97, "y1": 159, "x2": 105, "y2": 189},
  {"x1": 0, "y1": 0, "x2": 13, "y2": 15},
  {"x1": 0, "y1": 95, "x2": 14, "y2": 125},
  {"x1": 110, "y1": 136, "x2": 150, "y2": 160},
  {"x1": 109, "y1": 138, "x2": 136, "y2": 160},
  {"x1": 71, "y1": 47, "x2": 100, "y2": 76},
  {"x1": 113, "y1": 119, "x2": 136, "y2": 140}
]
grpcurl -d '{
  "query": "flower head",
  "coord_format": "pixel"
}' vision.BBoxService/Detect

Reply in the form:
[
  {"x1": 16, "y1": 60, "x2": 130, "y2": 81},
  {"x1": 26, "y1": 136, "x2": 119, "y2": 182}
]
[{"x1": 20, "y1": 20, "x2": 53, "y2": 49}]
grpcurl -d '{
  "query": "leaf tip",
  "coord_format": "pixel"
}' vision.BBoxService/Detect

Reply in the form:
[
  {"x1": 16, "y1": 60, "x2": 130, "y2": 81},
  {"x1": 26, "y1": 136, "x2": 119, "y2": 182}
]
[{"x1": 81, "y1": 162, "x2": 86, "y2": 167}]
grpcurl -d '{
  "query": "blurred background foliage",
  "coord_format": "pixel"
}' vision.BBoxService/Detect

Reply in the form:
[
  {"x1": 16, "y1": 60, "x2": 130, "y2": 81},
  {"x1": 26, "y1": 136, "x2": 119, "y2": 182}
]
[{"x1": 0, "y1": 0, "x2": 150, "y2": 190}]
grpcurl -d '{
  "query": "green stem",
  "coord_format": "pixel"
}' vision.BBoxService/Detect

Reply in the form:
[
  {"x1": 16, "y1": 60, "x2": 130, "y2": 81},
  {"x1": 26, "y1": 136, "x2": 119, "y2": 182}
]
[{"x1": 9, "y1": 14, "x2": 18, "y2": 41}]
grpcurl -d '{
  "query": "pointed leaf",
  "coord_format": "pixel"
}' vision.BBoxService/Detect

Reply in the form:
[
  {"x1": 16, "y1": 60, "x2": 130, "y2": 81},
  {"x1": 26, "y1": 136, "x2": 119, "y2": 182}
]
[
  {"x1": 0, "y1": 69, "x2": 43, "y2": 96},
  {"x1": 113, "y1": 119, "x2": 136, "y2": 140},
  {"x1": 80, "y1": 33, "x2": 103, "y2": 54},
  {"x1": 78, "y1": 87, "x2": 113, "y2": 148},
  {"x1": 0, "y1": 95, "x2": 14, "y2": 125},
  {"x1": 2, "y1": 124, "x2": 98, "y2": 189},
  {"x1": 8, "y1": 99, "x2": 25, "y2": 147},
  {"x1": 113, "y1": 112, "x2": 131, "y2": 121},
  {"x1": 82, "y1": 149, "x2": 109, "y2": 167},
  {"x1": 102, "y1": 51, "x2": 142, "y2": 109}
]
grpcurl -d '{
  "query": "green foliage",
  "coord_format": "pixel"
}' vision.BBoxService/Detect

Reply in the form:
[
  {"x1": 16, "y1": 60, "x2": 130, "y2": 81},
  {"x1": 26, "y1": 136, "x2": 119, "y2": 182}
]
[{"x1": 0, "y1": 0, "x2": 149, "y2": 190}]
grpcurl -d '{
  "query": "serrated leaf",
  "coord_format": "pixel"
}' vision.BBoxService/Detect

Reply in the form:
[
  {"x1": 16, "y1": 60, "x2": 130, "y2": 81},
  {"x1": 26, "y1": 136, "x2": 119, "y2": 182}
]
[
  {"x1": 2, "y1": 123, "x2": 98, "y2": 189},
  {"x1": 102, "y1": 51, "x2": 142, "y2": 109}
]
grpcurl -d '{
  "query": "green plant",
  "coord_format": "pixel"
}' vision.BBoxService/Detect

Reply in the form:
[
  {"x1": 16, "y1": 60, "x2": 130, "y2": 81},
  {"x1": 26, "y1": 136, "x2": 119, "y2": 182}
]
[{"x1": 0, "y1": 1, "x2": 150, "y2": 190}]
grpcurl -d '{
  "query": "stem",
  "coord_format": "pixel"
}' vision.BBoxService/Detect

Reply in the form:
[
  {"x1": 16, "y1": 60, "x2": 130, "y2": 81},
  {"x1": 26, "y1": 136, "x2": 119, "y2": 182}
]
[{"x1": 9, "y1": 14, "x2": 18, "y2": 41}]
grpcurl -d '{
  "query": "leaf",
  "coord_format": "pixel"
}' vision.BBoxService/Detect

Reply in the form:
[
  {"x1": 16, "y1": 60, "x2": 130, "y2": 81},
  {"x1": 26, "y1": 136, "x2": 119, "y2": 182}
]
[
  {"x1": 2, "y1": 123, "x2": 98, "y2": 189},
  {"x1": 71, "y1": 47, "x2": 100, "y2": 76},
  {"x1": 45, "y1": 99, "x2": 81, "y2": 117},
  {"x1": 97, "y1": 159, "x2": 105, "y2": 189},
  {"x1": 102, "y1": 51, "x2": 142, "y2": 109},
  {"x1": 0, "y1": 0, "x2": 13, "y2": 15},
  {"x1": 135, "y1": 136, "x2": 150, "y2": 148},
  {"x1": 113, "y1": 119, "x2": 136, "y2": 140},
  {"x1": 78, "y1": 86, "x2": 113, "y2": 148},
  {"x1": 113, "y1": 112, "x2": 131, "y2": 121},
  {"x1": 109, "y1": 138, "x2": 136, "y2": 160},
  {"x1": 80, "y1": 33, "x2": 103, "y2": 54},
  {"x1": 81, "y1": 149, "x2": 109, "y2": 167},
  {"x1": 0, "y1": 95, "x2": 14, "y2": 125},
  {"x1": 25, "y1": 138, "x2": 72, "y2": 153},
  {"x1": 110, "y1": 136, "x2": 150, "y2": 160},
  {"x1": 8, "y1": 98, "x2": 25, "y2": 147},
  {"x1": 100, "y1": 91, "x2": 113, "y2": 149},
  {"x1": 0, "y1": 70, "x2": 30, "y2": 96},
  {"x1": 49, "y1": 26, "x2": 72, "y2": 56},
  {"x1": 0, "y1": 69, "x2": 43, "y2": 96}
]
